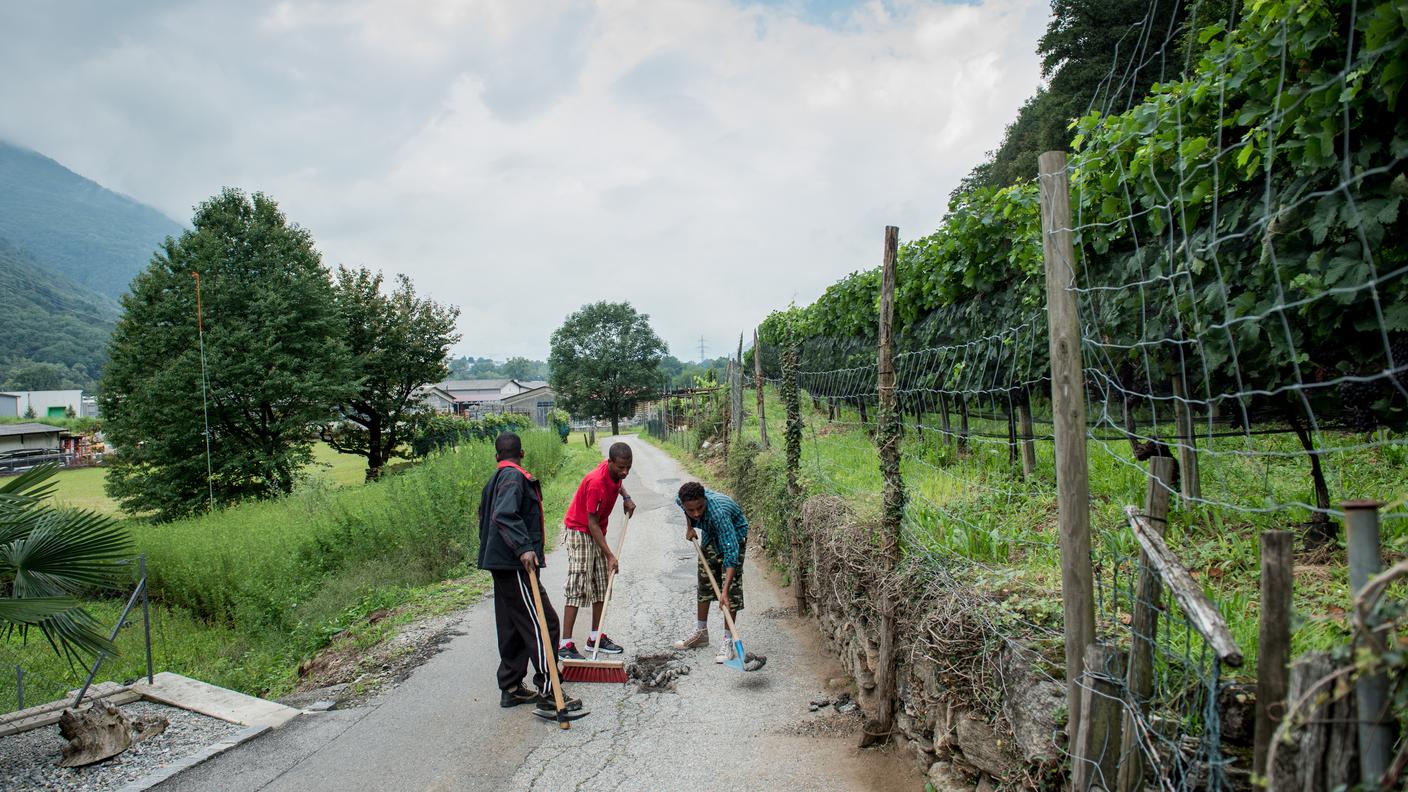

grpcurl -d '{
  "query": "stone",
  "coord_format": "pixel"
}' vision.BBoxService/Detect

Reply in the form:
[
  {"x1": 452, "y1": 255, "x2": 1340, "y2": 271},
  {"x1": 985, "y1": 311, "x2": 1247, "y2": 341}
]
[
  {"x1": 926, "y1": 760, "x2": 967, "y2": 792},
  {"x1": 997, "y1": 644, "x2": 1066, "y2": 766},
  {"x1": 975, "y1": 774, "x2": 997, "y2": 792},
  {"x1": 896, "y1": 711, "x2": 915, "y2": 737},
  {"x1": 57, "y1": 700, "x2": 132, "y2": 767},
  {"x1": 826, "y1": 677, "x2": 850, "y2": 690},
  {"x1": 954, "y1": 712, "x2": 1019, "y2": 781}
]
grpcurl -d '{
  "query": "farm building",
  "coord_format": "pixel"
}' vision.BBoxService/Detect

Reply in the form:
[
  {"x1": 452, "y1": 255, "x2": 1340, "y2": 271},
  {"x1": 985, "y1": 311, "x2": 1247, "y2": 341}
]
[
  {"x1": 0, "y1": 422, "x2": 61, "y2": 452},
  {"x1": 501, "y1": 385, "x2": 557, "y2": 426},
  {"x1": 415, "y1": 385, "x2": 457, "y2": 413},
  {"x1": 0, "y1": 393, "x2": 16, "y2": 417},
  {"x1": 5, "y1": 389, "x2": 94, "y2": 419},
  {"x1": 434, "y1": 379, "x2": 556, "y2": 425}
]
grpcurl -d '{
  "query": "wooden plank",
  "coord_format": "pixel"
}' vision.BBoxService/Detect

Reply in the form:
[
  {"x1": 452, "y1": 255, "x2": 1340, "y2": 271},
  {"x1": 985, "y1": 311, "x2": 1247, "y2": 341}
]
[
  {"x1": 1253, "y1": 530, "x2": 1293, "y2": 779},
  {"x1": 1040, "y1": 149, "x2": 1096, "y2": 730},
  {"x1": 1073, "y1": 643, "x2": 1124, "y2": 791},
  {"x1": 1124, "y1": 506, "x2": 1243, "y2": 666},
  {"x1": 132, "y1": 672, "x2": 299, "y2": 728},
  {"x1": 0, "y1": 686, "x2": 139, "y2": 737},
  {"x1": 1117, "y1": 456, "x2": 1174, "y2": 792}
]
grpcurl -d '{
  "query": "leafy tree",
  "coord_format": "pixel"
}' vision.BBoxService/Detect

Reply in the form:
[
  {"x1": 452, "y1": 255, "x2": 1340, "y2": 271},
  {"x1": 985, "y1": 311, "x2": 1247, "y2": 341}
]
[
  {"x1": 550, "y1": 301, "x2": 667, "y2": 434},
  {"x1": 1, "y1": 465, "x2": 132, "y2": 664},
  {"x1": 4, "y1": 360, "x2": 68, "y2": 391},
  {"x1": 101, "y1": 188, "x2": 354, "y2": 520},
  {"x1": 501, "y1": 356, "x2": 541, "y2": 381},
  {"x1": 322, "y1": 267, "x2": 460, "y2": 480}
]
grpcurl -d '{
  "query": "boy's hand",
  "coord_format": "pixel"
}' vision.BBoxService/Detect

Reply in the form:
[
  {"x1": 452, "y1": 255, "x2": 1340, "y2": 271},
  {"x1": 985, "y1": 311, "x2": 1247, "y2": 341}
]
[
  {"x1": 519, "y1": 551, "x2": 537, "y2": 573},
  {"x1": 685, "y1": 526, "x2": 697, "y2": 543},
  {"x1": 607, "y1": 552, "x2": 620, "y2": 575},
  {"x1": 719, "y1": 593, "x2": 732, "y2": 613},
  {"x1": 623, "y1": 497, "x2": 636, "y2": 517}
]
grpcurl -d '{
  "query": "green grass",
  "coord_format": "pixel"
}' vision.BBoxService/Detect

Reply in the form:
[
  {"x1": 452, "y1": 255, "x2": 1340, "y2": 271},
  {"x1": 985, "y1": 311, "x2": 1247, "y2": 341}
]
[
  {"x1": 650, "y1": 384, "x2": 1408, "y2": 682},
  {"x1": 2, "y1": 431, "x2": 602, "y2": 708}
]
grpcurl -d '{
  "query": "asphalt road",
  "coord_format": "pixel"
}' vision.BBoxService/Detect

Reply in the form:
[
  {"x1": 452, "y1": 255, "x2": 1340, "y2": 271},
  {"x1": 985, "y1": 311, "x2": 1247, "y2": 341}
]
[{"x1": 156, "y1": 436, "x2": 919, "y2": 792}]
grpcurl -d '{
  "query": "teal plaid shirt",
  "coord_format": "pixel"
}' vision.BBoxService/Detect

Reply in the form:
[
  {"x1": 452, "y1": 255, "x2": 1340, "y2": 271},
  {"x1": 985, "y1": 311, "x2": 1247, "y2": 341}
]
[{"x1": 676, "y1": 489, "x2": 749, "y2": 569}]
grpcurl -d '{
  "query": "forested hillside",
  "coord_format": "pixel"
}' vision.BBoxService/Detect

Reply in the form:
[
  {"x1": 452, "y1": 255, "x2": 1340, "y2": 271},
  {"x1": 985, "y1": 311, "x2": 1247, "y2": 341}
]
[
  {"x1": 0, "y1": 139, "x2": 183, "y2": 299},
  {"x1": 0, "y1": 237, "x2": 118, "y2": 390}
]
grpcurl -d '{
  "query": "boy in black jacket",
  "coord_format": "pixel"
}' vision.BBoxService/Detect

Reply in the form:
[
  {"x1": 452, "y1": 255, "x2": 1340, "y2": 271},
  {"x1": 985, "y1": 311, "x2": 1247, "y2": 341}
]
[{"x1": 477, "y1": 433, "x2": 581, "y2": 715}]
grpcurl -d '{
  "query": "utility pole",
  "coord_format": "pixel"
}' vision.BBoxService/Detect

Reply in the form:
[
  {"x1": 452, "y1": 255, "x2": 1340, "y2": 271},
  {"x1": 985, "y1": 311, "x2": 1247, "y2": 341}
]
[{"x1": 698, "y1": 336, "x2": 707, "y2": 363}]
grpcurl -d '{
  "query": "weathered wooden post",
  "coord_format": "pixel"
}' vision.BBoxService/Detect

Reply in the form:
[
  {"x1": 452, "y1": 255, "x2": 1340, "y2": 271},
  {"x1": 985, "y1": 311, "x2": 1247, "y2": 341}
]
[
  {"x1": 862, "y1": 225, "x2": 905, "y2": 748},
  {"x1": 1039, "y1": 150, "x2": 1096, "y2": 735},
  {"x1": 1017, "y1": 388, "x2": 1037, "y2": 477},
  {"x1": 1252, "y1": 529, "x2": 1292, "y2": 782},
  {"x1": 1116, "y1": 456, "x2": 1174, "y2": 792},
  {"x1": 754, "y1": 328, "x2": 770, "y2": 451},
  {"x1": 1171, "y1": 375, "x2": 1201, "y2": 502},
  {"x1": 1074, "y1": 643, "x2": 1125, "y2": 791},
  {"x1": 782, "y1": 323, "x2": 804, "y2": 615},
  {"x1": 1345, "y1": 500, "x2": 1394, "y2": 787}
]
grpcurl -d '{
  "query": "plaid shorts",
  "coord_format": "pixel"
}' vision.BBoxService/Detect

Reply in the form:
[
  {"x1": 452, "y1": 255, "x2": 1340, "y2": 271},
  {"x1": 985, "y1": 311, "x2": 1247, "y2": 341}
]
[
  {"x1": 563, "y1": 529, "x2": 610, "y2": 607},
  {"x1": 697, "y1": 540, "x2": 746, "y2": 614}
]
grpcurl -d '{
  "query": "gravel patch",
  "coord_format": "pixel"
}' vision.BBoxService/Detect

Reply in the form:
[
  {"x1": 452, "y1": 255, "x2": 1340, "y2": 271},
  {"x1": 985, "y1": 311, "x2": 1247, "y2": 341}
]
[{"x1": 0, "y1": 701, "x2": 242, "y2": 791}]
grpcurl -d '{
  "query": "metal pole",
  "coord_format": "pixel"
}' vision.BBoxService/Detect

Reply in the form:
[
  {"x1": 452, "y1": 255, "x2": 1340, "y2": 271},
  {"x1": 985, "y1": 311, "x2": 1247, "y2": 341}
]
[
  {"x1": 1344, "y1": 500, "x2": 1393, "y2": 787},
  {"x1": 74, "y1": 578, "x2": 146, "y2": 707},
  {"x1": 140, "y1": 554, "x2": 154, "y2": 684}
]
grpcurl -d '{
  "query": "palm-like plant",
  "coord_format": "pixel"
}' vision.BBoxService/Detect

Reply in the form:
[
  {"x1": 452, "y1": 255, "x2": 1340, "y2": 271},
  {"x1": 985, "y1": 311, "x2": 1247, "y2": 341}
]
[{"x1": 1, "y1": 465, "x2": 133, "y2": 664}]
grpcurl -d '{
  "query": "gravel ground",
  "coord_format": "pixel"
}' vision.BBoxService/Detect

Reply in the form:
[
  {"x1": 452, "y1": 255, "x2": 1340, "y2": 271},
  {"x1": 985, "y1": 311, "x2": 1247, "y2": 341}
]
[{"x1": 0, "y1": 701, "x2": 242, "y2": 791}]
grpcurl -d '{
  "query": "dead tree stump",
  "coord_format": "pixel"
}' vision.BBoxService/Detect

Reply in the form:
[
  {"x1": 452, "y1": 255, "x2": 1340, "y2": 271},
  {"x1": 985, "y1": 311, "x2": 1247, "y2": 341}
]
[{"x1": 57, "y1": 700, "x2": 132, "y2": 767}]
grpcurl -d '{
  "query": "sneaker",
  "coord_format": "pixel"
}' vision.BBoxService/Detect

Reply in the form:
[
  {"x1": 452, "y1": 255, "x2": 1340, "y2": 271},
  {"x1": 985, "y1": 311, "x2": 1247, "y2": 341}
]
[
  {"x1": 585, "y1": 633, "x2": 624, "y2": 655},
  {"x1": 715, "y1": 636, "x2": 736, "y2": 664},
  {"x1": 673, "y1": 627, "x2": 709, "y2": 650},
  {"x1": 535, "y1": 691, "x2": 584, "y2": 713},
  {"x1": 499, "y1": 686, "x2": 538, "y2": 708},
  {"x1": 557, "y1": 642, "x2": 585, "y2": 661}
]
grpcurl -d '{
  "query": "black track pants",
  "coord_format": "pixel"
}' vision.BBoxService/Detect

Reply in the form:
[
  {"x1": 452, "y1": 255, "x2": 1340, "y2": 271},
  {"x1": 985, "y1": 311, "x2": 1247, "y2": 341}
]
[{"x1": 491, "y1": 568, "x2": 561, "y2": 695}]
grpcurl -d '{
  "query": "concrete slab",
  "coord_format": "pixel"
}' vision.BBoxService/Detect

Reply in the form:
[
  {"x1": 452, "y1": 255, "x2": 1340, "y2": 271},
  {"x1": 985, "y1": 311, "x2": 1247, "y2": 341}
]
[{"x1": 131, "y1": 673, "x2": 300, "y2": 729}]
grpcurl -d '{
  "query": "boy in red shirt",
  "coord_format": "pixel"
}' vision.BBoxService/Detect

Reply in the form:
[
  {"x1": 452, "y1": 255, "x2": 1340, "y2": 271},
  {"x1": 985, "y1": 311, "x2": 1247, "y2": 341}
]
[{"x1": 558, "y1": 441, "x2": 636, "y2": 659}]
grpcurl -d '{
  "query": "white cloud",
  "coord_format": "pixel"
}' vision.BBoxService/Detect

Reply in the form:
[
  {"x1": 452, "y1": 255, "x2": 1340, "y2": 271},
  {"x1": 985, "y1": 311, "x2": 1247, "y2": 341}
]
[{"x1": 0, "y1": 0, "x2": 1049, "y2": 360}]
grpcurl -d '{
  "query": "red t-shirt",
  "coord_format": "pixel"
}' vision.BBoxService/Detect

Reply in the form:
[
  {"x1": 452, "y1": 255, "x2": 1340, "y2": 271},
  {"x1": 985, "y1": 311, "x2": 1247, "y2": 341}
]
[{"x1": 564, "y1": 460, "x2": 622, "y2": 534}]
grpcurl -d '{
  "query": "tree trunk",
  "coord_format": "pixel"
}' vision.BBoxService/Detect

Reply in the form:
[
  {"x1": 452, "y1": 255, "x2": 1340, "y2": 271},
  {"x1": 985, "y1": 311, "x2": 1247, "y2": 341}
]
[
  {"x1": 366, "y1": 418, "x2": 383, "y2": 481},
  {"x1": 1289, "y1": 408, "x2": 1335, "y2": 546},
  {"x1": 611, "y1": 412, "x2": 620, "y2": 436}
]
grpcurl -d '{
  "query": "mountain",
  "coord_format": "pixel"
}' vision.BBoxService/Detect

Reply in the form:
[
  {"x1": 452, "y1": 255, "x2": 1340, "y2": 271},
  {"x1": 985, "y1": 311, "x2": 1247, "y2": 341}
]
[
  {"x1": 0, "y1": 140, "x2": 184, "y2": 299},
  {"x1": 0, "y1": 237, "x2": 119, "y2": 391}
]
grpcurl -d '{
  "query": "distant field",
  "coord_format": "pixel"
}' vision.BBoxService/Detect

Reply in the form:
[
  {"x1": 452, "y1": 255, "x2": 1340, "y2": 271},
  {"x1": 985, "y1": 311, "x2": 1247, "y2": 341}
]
[{"x1": 42, "y1": 442, "x2": 370, "y2": 516}]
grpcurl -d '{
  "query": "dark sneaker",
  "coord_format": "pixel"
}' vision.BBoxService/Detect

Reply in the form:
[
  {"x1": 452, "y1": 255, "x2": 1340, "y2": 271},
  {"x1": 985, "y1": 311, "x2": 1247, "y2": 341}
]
[
  {"x1": 557, "y1": 642, "x2": 585, "y2": 661},
  {"x1": 535, "y1": 691, "x2": 584, "y2": 713},
  {"x1": 500, "y1": 686, "x2": 538, "y2": 708},
  {"x1": 585, "y1": 633, "x2": 624, "y2": 655}
]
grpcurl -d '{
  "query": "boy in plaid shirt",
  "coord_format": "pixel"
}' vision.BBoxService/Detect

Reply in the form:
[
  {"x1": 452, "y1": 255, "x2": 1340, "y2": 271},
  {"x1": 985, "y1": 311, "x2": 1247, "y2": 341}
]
[{"x1": 671, "y1": 482, "x2": 749, "y2": 663}]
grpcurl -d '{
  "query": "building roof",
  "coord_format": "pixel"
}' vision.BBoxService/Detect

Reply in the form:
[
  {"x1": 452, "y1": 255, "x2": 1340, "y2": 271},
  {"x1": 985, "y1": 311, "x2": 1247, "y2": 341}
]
[
  {"x1": 0, "y1": 422, "x2": 63, "y2": 437},
  {"x1": 502, "y1": 385, "x2": 553, "y2": 405},
  {"x1": 440, "y1": 379, "x2": 511, "y2": 391},
  {"x1": 516, "y1": 380, "x2": 549, "y2": 390}
]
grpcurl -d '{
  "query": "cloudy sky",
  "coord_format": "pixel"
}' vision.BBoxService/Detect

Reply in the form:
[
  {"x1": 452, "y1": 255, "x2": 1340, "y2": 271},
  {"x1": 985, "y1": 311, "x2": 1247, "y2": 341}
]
[{"x1": 0, "y1": 0, "x2": 1048, "y2": 361}]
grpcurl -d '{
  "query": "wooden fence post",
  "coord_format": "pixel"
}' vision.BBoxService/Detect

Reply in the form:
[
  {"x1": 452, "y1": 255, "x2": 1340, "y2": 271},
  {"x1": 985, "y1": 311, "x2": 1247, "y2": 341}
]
[
  {"x1": 754, "y1": 328, "x2": 770, "y2": 451},
  {"x1": 1116, "y1": 456, "x2": 1174, "y2": 792},
  {"x1": 782, "y1": 325, "x2": 804, "y2": 615},
  {"x1": 1073, "y1": 643, "x2": 1125, "y2": 792},
  {"x1": 1171, "y1": 375, "x2": 1201, "y2": 502},
  {"x1": 862, "y1": 225, "x2": 904, "y2": 748},
  {"x1": 1017, "y1": 388, "x2": 1037, "y2": 477},
  {"x1": 1039, "y1": 149, "x2": 1096, "y2": 734},
  {"x1": 1253, "y1": 529, "x2": 1292, "y2": 782}
]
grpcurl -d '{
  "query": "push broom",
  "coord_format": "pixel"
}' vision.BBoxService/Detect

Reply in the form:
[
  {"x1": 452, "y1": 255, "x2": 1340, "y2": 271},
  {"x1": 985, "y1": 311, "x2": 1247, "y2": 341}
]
[
  {"x1": 561, "y1": 512, "x2": 631, "y2": 684},
  {"x1": 526, "y1": 565, "x2": 588, "y2": 727},
  {"x1": 693, "y1": 538, "x2": 765, "y2": 672}
]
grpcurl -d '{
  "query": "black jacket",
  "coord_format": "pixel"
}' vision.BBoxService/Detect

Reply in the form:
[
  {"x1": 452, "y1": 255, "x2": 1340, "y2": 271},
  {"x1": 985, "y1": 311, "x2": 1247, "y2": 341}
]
[{"x1": 477, "y1": 461, "x2": 546, "y2": 571}]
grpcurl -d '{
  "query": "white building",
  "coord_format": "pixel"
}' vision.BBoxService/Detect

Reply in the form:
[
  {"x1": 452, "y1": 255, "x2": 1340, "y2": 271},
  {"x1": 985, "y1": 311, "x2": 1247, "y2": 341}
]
[{"x1": 2, "y1": 390, "x2": 91, "y2": 419}]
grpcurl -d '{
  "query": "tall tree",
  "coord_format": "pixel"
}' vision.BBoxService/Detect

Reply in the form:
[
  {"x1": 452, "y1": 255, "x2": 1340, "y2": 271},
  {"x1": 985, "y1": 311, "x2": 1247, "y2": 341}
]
[
  {"x1": 101, "y1": 188, "x2": 353, "y2": 520},
  {"x1": 549, "y1": 301, "x2": 667, "y2": 434},
  {"x1": 501, "y1": 356, "x2": 541, "y2": 381},
  {"x1": 322, "y1": 267, "x2": 460, "y2": 480}
]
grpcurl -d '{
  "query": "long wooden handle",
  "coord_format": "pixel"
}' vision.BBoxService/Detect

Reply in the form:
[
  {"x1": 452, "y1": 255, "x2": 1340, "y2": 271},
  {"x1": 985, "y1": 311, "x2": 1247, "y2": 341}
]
[
  {"x1": 692, "y1": 538, "x2": 741, "y2": 642},
  {"x1": 589, "y1": 512, "x2": 631, "y2": 660},
  {"x1": 526, "y1": 566, "x2": 569, "y2": 729}
]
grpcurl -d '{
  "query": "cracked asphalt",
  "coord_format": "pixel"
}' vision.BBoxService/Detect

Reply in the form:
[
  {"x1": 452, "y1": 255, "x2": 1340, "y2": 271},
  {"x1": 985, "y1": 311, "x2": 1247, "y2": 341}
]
[{"x1": 155, "y1": 436, "x2": 920, "y2": 792}]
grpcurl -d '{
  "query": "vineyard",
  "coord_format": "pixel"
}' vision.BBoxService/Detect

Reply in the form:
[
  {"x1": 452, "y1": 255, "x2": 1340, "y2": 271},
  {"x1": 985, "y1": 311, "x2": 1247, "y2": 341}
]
[{"x1": 644, "y1": 1, "x2": 1406, "y2": 789}]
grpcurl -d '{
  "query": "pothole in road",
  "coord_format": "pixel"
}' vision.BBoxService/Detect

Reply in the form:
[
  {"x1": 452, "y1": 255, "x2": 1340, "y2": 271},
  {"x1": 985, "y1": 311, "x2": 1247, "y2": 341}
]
[{"x1": 627, "y1": 651, "x2": 691, "y2": 692}]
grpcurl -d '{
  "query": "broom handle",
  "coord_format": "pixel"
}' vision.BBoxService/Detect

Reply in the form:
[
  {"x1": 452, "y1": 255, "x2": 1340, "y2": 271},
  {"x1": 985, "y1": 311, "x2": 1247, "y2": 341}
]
[
  {"x1": 589, "y1": 511, "x2": 630, "y2": 661},
  {"x1": 692, "y1": 538, "x2": 741, "y2": 643},
  {"x1": 526, "y1": 565, "x2": 570, "y2": 729}
]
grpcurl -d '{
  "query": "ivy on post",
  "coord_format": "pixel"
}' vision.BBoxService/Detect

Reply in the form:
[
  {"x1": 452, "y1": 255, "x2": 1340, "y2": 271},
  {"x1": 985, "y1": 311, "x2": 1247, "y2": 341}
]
[
  {"x1": 781, "y1": 318, "x2": 804, "y2": 616},
  {"x1": 862, "y1": 224, "x2": 905, "y2": 749}
]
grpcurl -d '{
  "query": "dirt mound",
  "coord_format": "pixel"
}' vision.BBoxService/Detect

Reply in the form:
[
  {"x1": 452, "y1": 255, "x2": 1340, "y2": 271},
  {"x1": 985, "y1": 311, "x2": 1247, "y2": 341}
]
[{"x1": 627, "y1": 651, "x2": 691, "y2": 692}]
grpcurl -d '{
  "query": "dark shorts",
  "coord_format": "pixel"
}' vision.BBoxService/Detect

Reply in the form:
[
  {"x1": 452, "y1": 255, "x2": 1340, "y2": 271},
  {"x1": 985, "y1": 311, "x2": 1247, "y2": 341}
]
[{"x1": 697, "y1": 540, "x2": 745, "y2": 613}]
